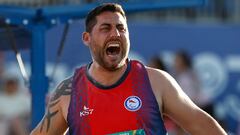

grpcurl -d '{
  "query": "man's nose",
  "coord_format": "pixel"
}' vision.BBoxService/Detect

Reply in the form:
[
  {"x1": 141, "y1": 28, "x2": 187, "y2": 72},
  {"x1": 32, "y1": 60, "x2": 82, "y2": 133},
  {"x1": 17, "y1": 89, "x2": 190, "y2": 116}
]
[{"x1": 110, "y1": 28, "x2": 120, "y2": 37}]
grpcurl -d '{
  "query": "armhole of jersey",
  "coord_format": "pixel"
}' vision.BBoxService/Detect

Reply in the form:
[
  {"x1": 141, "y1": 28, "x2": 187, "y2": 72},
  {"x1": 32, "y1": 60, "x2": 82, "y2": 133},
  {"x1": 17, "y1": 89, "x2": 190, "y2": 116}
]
[
  {"x1": 132, "y1": 60, "x2": 164, "y2": 115},
  {"x1": 66, "y1": 66, "x2": 85, "y2": 127}
]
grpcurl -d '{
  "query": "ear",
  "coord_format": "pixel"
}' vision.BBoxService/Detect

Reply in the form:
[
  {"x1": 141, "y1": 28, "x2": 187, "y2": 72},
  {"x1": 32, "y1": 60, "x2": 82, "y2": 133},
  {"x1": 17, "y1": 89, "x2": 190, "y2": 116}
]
[{"x1": 82, "y1": 32, "x2": 90, "y2": 46}]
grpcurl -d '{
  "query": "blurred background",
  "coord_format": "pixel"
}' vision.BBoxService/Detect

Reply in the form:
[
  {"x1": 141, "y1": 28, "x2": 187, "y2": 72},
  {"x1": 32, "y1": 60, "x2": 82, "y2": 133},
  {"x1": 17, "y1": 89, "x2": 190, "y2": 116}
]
[{"x1": 0, "y1": 0, "x2": 239, "y2": 135}]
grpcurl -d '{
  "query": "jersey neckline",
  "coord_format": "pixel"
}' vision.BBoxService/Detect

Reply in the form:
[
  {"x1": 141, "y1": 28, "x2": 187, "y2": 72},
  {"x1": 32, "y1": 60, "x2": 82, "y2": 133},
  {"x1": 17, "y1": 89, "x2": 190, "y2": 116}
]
[{"x1": 85, "y1": 60, "x2": 131, "y2": 90}]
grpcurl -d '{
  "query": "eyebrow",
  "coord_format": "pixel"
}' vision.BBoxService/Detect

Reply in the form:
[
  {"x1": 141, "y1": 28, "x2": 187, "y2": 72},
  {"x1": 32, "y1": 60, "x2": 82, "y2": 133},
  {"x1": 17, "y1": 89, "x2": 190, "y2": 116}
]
[
  {"x1": 100, "y1": 22, "x2": 125, "y2": 27},
  {"x1": 100, "y1": 23, "x2": 111, "y2": 27}
]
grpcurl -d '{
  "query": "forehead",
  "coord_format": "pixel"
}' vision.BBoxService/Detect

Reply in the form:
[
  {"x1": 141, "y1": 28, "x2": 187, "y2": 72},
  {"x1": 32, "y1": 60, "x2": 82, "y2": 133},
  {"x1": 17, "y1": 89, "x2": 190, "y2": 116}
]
[{"x1": 95, "y1": 11, "x2": 126, "y2": 25}]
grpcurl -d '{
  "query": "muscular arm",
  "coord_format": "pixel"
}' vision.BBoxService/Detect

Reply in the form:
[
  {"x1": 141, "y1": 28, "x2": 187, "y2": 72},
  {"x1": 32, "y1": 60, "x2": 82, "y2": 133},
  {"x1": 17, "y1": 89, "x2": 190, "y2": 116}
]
[
  {"x1": 30, "y1": 77, "x2": 72, "y2": 135},
  {"x1": 147, "y1": 67, "x2": 226, "y2": 135}
]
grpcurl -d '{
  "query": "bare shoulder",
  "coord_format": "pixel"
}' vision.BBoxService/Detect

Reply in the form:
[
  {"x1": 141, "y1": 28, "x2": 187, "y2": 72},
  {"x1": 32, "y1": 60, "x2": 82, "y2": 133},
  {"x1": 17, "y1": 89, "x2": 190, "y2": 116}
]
[
  {"x1": 145, "y1": 66, "x2": 172, "y2": 113},
  {"x1": 50, "y1": 77, "x2": 73, "y2": 122},
  {"x1": 146, "y1": 66, "x2": 171, "y2": 81},
  {"x1": 145, "y1": 66, "x2": 193, "y2": 114},
  {"x1": 146, "y1": 66, "x2": 192, "y2": 110},
  {"x1": 146, "y1": 66, "x2": 186, "y2": 97},
  {"x1": 145, "y1": 66, "x2": 175, "y2": 95},
  {"x1": 50, "y1": 76, "x2": 73, "y2": 103}
]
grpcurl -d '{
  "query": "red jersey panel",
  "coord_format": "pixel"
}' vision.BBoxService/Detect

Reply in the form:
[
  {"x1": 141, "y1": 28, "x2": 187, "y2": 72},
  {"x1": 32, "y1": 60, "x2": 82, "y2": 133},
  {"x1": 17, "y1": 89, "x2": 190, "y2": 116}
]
[{"x1": 67, "y1": 60, "x2": 167, "y2": 135}]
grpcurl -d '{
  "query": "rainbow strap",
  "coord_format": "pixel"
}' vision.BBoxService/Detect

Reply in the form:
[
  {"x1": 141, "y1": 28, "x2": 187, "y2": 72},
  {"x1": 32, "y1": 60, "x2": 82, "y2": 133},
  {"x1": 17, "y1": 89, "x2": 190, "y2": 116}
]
[{"x1": 109, "y1": 129, "x2": 146, "y2": 135}]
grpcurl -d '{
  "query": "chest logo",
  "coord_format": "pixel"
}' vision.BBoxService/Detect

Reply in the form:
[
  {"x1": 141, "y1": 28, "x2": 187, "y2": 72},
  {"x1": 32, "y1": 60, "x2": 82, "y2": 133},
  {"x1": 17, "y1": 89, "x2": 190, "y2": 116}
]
[
  {"x1": 124, "y1": 96, "x2": 142, "y2": 111},
  {"x1": 80, "y1": 106, "x2": 94, "y2": 117}
]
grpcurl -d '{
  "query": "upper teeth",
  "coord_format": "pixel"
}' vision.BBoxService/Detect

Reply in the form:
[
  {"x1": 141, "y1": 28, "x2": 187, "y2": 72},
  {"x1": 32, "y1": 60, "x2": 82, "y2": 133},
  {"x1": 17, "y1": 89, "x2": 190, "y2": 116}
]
[{"x1": 108, "y1": 43, "x2": 120, "y2": 47}]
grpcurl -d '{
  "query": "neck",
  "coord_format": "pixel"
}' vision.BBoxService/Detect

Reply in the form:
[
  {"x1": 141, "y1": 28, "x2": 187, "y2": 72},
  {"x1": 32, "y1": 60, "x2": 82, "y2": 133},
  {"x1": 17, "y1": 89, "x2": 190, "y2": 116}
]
[{"x1": 88, "y1": 61, "x2": 128, "y2": 86}]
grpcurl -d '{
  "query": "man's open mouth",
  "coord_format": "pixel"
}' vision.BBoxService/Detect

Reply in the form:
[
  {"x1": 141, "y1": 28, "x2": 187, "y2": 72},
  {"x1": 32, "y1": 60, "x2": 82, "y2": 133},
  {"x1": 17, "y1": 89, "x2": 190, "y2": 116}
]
[{"x1": 106, "y1": 43, "x2": 121, "y2": 56}]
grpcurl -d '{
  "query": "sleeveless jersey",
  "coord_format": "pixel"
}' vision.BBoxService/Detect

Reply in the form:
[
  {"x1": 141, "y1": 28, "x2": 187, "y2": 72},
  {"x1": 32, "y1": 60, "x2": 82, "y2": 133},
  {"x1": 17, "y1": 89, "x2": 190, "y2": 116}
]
[{"x1": 67, "y1": 60, "x2": 167, "y2": 135}]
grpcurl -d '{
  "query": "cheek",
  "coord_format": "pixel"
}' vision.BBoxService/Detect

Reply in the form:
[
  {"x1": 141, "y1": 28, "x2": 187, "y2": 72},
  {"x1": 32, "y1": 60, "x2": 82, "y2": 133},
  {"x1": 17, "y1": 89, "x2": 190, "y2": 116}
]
[
  {"x1": 90, "y1": 42, "x2": 101, "y2": 55},
  {"x1": 122, "y1": 32, "x2": 130, "y2": 42},
  {"x1": 92, "y1": 34, "x2": 106, "y2": 46}
]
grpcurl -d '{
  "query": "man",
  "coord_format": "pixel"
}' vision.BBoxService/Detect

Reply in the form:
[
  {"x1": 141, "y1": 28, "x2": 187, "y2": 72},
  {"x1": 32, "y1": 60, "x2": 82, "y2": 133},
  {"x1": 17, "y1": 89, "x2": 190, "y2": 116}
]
[{"x1": 31, "y1": 3, "x2": 226, "y2": 135}]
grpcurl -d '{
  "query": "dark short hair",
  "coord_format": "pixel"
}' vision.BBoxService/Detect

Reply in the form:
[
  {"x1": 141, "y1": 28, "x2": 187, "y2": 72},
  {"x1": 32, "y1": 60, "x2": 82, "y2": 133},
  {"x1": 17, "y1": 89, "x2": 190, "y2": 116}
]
[{"x1": 85, "y1": 3, "x2": 126, "y2": 32}]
